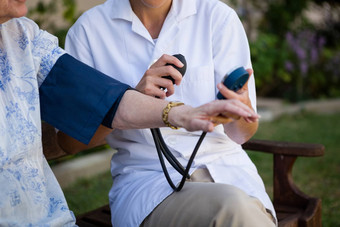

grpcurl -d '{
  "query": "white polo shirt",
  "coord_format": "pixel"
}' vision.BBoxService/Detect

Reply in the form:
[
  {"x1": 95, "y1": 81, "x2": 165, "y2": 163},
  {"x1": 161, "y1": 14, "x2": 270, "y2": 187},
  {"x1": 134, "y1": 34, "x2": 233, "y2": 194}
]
[{"x1": 66, "y1": 0, "x2": 276, "y2": 226}]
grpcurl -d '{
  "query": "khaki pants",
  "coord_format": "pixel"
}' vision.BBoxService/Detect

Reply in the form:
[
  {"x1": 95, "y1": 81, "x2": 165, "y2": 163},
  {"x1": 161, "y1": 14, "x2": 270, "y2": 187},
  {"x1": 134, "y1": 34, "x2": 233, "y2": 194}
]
[{"x1": 141, "y1": 169, "x2": 276, "y2": 227}]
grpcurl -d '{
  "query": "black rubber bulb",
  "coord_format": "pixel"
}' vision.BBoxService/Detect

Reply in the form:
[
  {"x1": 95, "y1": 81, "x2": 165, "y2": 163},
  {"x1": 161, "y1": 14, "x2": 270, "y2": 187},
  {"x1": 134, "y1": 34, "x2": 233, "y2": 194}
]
[{"x1": 163, "y1": 54, "x2": 187, "y2": 83}]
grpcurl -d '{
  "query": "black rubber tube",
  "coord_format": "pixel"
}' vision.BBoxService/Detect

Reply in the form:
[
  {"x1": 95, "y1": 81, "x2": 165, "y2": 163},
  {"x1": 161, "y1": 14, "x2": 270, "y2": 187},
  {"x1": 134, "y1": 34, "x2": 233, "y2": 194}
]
[{"x1": 151, "y1": 128, "x2": 207, "y2": 191}]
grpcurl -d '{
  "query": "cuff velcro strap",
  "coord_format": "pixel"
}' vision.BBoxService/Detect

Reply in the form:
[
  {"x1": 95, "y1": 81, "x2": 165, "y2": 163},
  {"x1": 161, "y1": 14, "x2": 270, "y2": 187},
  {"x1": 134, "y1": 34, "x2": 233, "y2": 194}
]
[{"x1": 39, "y1": 54, "x2": 130, "y2": 144}]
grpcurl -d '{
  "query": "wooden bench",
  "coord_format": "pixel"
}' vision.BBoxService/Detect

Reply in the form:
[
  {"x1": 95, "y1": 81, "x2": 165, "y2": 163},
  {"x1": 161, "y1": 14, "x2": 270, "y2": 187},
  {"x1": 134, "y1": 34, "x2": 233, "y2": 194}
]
[{"x1": 42, "y1": 122, "x2": 324, "y2": 227}]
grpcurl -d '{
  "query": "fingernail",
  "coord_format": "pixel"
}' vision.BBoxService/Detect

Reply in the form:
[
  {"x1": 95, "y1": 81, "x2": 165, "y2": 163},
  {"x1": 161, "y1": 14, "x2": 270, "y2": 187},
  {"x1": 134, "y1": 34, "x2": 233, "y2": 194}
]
[{"x1": 217, "y1": 83, "x2": 222, "y2": 89}]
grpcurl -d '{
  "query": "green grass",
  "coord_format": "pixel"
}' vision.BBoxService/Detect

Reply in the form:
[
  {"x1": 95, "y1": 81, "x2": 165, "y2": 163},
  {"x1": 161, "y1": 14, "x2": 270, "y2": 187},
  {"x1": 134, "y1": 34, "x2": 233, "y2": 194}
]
[
  {"x1": 63, "y1": 112, "x2": 340, "y2": 226},
  {"x1": 63, "y1": 171, "x2": 112, "y2": 216}
]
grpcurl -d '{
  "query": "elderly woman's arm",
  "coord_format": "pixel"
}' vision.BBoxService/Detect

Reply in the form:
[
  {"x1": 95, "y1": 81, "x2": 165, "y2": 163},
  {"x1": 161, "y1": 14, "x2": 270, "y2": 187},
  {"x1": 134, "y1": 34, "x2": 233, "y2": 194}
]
[{"x1": 58, "y1": 89, "x2": 259, "y2": 154}]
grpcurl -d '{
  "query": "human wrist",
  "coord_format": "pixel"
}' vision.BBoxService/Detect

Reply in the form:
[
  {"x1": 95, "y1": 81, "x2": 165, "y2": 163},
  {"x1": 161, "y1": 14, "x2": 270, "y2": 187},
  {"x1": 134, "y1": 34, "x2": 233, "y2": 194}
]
[{"x1": 163, "y1": 101, "x2": 187, "y2": 129}]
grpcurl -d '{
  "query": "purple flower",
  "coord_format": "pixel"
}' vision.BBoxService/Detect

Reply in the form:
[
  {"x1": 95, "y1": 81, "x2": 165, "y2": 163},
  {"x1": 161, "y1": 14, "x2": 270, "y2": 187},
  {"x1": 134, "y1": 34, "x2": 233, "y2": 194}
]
[
  {"x1": 300, "y1": 61, "x2": 308, "y2": 77},
  {"x1": 318, "y1": 37, "x2": 326, "y2": 49},
  {"x1": 285, "y1": 61, "x2": 294, "y2": 72},
  {"x1": 296, "y1": 46, "x2": 307, "y2": 61},
  {"x1": 285, "y1": 29, "x2": 327, "y2": 78},
  {"x1": 286, "y1": 32, "x2": 298, "y2": 50},
  {"x1": 310, "y1": 46, "x2": 319, "y2": 65}
]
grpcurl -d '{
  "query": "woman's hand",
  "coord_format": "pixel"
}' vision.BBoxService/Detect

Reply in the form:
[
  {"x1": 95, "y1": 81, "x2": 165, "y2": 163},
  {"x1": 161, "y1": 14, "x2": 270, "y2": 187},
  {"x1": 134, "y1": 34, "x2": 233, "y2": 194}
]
[
  {"x1": 217, "y1": 68, "x2": 253, "y2": 109},
  {"x1": 215, "y1": 68, "x2": 259, "y2": 144},
  {"x1": 168, "y1": 99, "x2": 260, "y2": 133},
  {"x1": 135, "y1": 54, "x2": 184, "y2": 99},
  {"x1": 216, "y1": 68, "x2": 255, "y2": 123}
]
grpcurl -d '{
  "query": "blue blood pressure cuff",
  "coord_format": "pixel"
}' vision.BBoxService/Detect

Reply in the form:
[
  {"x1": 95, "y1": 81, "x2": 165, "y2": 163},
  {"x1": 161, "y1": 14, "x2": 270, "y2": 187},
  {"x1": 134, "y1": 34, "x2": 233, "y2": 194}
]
[{"x1": 39, "y1": 53, "x2": 131, "y2": 144}]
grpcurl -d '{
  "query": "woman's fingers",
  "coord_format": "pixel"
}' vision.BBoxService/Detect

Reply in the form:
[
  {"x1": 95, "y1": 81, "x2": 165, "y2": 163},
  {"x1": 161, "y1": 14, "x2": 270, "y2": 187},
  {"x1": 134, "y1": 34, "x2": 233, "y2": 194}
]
[
  {"x1": 151, "y1": 54, "x2": 184, "y2": 71},
  {"x1": 245, "y1": 68, "x2": 253, "y2": 79},
  {"x1": 207, "y1": 99, "x2": 258, "y2": 119},
  {"x1": 205, "y1": 99, "x2": 259, "y2": 124},
  {"x1": 216, "y1": 68, "x2": 253, "y2": 101},
  {"x1": 136, "y1": 75, "x2": 175, "y2": 98},
  {"x1": 150, "y1": 54, "x2": 184, "y2": 85},
  {"x1": 135, "y1": 55, "x2": 184, "y2": 98},
  {"x1": 183, "y1": 99, "x2": 260, "y2": 132}
]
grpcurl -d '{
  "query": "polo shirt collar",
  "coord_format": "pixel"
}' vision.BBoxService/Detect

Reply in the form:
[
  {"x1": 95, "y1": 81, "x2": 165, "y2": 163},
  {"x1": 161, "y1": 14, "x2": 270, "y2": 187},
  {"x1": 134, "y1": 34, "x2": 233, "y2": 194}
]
[
  {"x1": 171, "y1": 0, "x2": 197, "y2": 22},
  {"x1": 110, "y1": 0, "x2": 197, "y2": 22},
  {"x1": 110, "y1": 0, "x2": 133, "y2": 21}
]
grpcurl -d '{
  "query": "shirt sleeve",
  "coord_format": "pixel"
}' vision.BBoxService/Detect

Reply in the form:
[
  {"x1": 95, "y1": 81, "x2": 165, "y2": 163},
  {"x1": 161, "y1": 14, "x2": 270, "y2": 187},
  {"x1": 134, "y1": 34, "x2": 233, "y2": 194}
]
[
  {"x1": 39, "y1": 53, "x2": 131, "y2": 144},
  {"x1": 212, "y1": 7, "x2": 257, "y2": 111},
  {"x1": 65, "y1": 21, "x2": 95, "y2": 67},
  {"x1": 25, "y1": 19, "x2": 66, "y2": 87}
]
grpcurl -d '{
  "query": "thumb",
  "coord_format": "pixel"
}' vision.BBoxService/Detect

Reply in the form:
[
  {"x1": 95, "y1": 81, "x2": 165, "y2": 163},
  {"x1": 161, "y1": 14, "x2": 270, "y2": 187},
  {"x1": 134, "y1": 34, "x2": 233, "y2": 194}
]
[
  {"x1": 246, "y1": 68, "x2": 253, "y2": 76},
  {"x1": 217, "y1": 83, "x2": 239, "y2": 99}
]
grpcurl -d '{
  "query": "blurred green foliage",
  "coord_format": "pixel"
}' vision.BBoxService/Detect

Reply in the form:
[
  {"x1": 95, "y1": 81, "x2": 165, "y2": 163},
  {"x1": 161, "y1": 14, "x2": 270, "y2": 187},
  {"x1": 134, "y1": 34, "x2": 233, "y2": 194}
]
[
  {"x1": 243, "y1": 0, "x2": 340, "y2": 102},
  {"x1": 27, "y1": 0, "x2": 78, "y2": 48}
]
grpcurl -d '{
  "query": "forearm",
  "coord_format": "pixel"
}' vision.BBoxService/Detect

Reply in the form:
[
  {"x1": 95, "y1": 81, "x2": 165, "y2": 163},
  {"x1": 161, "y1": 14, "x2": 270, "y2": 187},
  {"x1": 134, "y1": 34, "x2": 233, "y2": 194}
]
[
  {"x1": 113, "y1": 91, "x2": 259, "y2": 133},
  {"x1": 57, "y1": 125, "x2": 113, "y2": 154},
  {"x1": 57, "y1": 90, "x2": 259, "y2": 153},
  {"x1": 224, "y1": 119, "x2": 258, "y2": 144},
  {"x1": 112, "y1": 90, "x2": 168, "y2": 129}
]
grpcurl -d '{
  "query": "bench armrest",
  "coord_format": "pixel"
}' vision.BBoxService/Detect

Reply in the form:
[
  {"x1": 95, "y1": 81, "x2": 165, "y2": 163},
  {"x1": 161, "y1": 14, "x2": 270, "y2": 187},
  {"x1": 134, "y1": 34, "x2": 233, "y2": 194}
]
[{"x1": 242, "y1": 139, "x2": 325, "y2": 157}]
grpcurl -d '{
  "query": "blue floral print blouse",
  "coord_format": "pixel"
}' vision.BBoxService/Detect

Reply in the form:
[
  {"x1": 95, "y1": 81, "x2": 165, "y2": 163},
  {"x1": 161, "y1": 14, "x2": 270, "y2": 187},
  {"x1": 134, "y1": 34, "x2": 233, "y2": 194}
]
[{"x1": 0, "y1": 18, "x2": 76, "y2": 226}]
